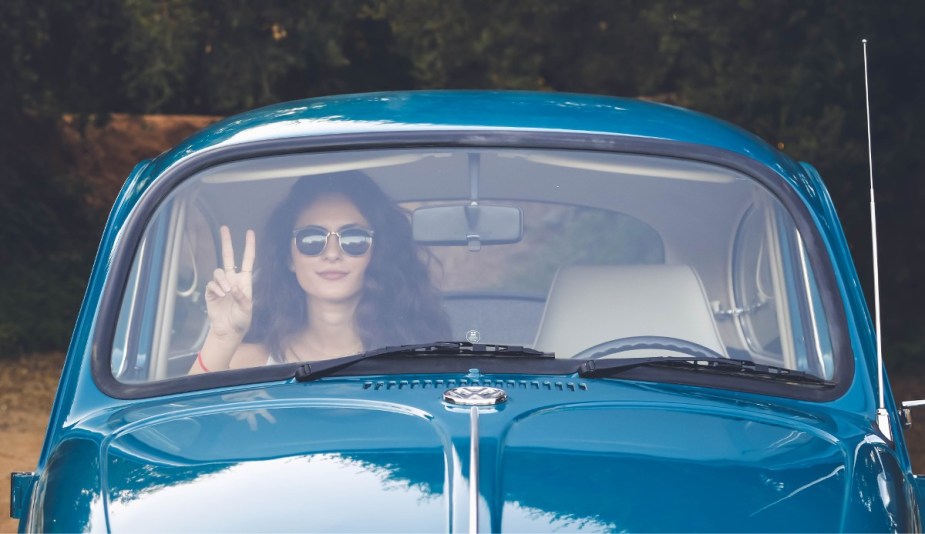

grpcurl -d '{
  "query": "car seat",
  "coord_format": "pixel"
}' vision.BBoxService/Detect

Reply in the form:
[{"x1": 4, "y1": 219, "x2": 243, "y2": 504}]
[{"x1": 533, "y1": 264, "x2": 728, "y2": 358}]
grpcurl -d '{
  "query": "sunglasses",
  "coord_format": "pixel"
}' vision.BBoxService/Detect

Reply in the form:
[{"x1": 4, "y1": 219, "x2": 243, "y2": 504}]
[{"x1": 292, "y1": 225, "x2": 375, "y2": 256}]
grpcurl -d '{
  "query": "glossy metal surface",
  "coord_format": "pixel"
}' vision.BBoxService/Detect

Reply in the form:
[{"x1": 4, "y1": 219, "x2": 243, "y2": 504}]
[
  {"x1": 443, "y1": 386, "x2": 508, "y2": 406},
  {"x1": 17, "y1": 91, "x2": 923, "y2": 531},
  {"x1": 22, "y1": 376, "x2": 918, "y2": 531},
  {"x1": 469, "y1": 406, "x2": 479, "y2": 534}
]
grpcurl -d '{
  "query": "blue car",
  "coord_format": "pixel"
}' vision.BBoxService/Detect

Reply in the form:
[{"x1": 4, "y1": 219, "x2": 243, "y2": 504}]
[{"x1": 11, "y1": 91, "x2": 925, "y2": 532}]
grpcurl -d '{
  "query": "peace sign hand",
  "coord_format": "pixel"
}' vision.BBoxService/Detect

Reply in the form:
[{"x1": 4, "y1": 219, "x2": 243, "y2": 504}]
[{"x1": 204, "y1": 225, "x2": 256, "y2": 340}]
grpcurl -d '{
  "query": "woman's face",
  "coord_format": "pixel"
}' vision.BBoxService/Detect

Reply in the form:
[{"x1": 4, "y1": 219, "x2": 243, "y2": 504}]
[{"x1": 290, "y1": 193, "x2": 373, "y2": 304}]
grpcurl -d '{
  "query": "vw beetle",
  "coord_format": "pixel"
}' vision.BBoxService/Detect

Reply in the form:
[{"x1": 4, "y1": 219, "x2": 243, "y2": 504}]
[{"x1": 11, "y1": 91, "x2": 925, "y2": 532}]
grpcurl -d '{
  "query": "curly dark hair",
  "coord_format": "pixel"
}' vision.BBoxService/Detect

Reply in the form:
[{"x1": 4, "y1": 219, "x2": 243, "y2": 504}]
[{"x1": 247, "y1": 171, "x2": 451, "y2": 360}]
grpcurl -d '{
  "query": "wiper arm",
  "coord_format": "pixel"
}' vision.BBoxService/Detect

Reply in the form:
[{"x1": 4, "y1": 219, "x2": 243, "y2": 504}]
[
  {"x1": 294, "y1": 341, "x2": 552, "y2": 382},
  {"x1": 578, "y1": 356, "x2": 835, "y2": 386}
]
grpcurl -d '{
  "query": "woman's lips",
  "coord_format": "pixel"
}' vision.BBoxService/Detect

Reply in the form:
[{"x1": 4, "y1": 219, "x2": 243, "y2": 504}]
[{"x1": 317, "y1": 270, "x2": 348, "y2": 281}]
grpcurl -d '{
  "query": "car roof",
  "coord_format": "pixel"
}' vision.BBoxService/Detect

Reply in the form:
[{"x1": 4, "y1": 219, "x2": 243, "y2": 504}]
[
  {"x1": 135, "y1": 90, "x2": 829, "y2": 246},
  {"x1": 153, "y1": 90, "x2": 798, "y2": 175}
]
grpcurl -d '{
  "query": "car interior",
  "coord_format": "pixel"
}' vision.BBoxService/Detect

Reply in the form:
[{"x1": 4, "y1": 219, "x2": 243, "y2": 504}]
[{"x1": 111, "y1": 148, "x2": 836, "y2": 383}]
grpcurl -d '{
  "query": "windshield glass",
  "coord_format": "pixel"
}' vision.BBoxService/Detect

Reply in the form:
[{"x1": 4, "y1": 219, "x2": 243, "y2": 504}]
[{"x1": 111, "y1": 148, "x2": 836, "y2": 384}]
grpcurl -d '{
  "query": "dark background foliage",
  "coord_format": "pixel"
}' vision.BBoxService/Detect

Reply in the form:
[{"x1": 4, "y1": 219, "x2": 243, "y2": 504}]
[{"x1": 1, "y1": 0, "x2": 923, "y2": 367}]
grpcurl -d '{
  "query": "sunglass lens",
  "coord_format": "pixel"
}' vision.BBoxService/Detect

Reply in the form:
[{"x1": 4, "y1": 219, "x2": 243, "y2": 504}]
[
  {"x1": 339, "y1": 229, "x2": 372, "y2": 256},
  {"x1": 295, "y1": 229, "x2": 328, "y2": 255}
]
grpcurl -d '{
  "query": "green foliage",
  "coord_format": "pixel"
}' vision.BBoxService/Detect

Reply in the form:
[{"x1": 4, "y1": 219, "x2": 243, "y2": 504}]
[
  {"x1": 0, "y1": 113, "x2": 97, "y2": 353},
  {"x1": 1, "y1": 0, "x2": 924, "y2": 360},
  {"x1": 116, "y1": 0, "x2": 414, "y2": 113}
]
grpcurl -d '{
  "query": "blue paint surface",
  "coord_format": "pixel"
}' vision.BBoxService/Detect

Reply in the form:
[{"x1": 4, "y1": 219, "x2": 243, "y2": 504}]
[{"x1": 17, "y1": 91, "x2": 922, "y2": 532}]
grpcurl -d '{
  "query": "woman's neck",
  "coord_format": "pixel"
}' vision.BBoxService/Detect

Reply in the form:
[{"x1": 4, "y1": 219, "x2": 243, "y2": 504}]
[{"x1": 291, "y1": 295, "x2": 364, "y2": 360}]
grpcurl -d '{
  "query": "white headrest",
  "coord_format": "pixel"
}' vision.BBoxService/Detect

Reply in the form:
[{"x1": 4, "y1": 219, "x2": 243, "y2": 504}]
[{"x1": 533, "y1": 264, "x2": 727, "y2": 358}]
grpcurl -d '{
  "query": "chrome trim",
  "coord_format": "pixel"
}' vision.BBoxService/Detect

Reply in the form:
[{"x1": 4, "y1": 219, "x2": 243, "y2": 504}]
[
  {"x1": 443, "y1": 386, "x2": 508, "y2": 406},
  {"x1": 469, "y1": 406, "x2": 479, "y2": 534}
]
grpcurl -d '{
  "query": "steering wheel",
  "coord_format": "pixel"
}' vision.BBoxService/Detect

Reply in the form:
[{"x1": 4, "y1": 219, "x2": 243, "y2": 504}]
[{"x1": 573, "y1": 335, "x2": 726, "y2": 360}]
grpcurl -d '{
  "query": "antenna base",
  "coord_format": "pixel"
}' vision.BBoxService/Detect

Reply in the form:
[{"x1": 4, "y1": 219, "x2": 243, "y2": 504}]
[{"x1": 876, "y1": 408, "x2": 893, "y2": 443}]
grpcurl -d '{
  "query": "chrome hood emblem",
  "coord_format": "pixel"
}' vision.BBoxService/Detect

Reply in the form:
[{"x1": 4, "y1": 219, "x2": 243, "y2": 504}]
[{"x1": 443, "y1": 386, "x2": 508, "y2": 406}]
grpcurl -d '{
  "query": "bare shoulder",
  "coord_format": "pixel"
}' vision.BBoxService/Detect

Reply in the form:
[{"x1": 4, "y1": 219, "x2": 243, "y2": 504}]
[{"x1": 229, "y1": 343, "x2": 271, "y2": 369}]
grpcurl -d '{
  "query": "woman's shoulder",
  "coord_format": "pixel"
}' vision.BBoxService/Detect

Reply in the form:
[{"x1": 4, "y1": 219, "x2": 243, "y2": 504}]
[{"x1": 229, "y1": 342, "x2": 273, "y2": 369}]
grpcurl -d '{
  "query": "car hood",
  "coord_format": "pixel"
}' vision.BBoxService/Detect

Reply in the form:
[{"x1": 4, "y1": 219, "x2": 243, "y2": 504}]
[{"x1": 98, "y1": 377, "x2": 878, "y2": 532}]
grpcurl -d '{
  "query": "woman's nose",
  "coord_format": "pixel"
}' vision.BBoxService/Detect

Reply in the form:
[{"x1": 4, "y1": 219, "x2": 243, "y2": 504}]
[{"x1": 321, "y1": 234, "x2": 342, "y2": 259}]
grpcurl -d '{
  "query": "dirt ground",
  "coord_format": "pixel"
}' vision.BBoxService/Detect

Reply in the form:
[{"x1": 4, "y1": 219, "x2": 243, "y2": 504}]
[
  {"x1": 1, "y1": 352, "x2": 924, "y2": 531},
  {"x1": 1, "y1": 352, "x2": 64, "y2": 532}
]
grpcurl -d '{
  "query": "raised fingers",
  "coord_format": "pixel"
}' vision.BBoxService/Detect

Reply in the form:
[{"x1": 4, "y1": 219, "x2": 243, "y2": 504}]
[
  {"x1": 220, "y1": 226, "x2": 256, "y2": 275},
  {"x1": 220, "y1": 225, "x2": 236, "y2": 272},
  {"x1": 241, "y1": 229, "x2": 256, "y2": 273}
]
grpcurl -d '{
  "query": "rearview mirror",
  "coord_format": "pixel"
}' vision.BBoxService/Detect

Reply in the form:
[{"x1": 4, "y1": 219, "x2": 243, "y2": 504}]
[{"x1": 412, "y1": 204, "x2": 523, "y2": 250}]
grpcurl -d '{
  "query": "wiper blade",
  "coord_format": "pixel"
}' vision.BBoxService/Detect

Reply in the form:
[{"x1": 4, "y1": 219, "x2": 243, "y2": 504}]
[
  {"x1": 294, "y1": 341, "x2": 552, "y2": 382},
  {"x1": 578, "y1": 356, "x2": 834, "y2": 386}
]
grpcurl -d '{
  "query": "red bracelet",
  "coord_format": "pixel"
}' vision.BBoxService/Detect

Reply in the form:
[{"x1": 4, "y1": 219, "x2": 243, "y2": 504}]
[{"x1": 197, "y1": 351, "x2": 211, "y2": 372}]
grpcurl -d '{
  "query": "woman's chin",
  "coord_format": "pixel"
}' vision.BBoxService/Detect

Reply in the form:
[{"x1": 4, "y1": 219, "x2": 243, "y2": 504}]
[{"x1": 306, "y1": 286, "x2": 364, "y2": 305}]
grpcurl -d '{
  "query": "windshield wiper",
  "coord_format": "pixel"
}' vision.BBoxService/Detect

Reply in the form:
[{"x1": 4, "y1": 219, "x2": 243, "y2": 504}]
[
  {"x1": 294, "y1": 341, "x2": 552, "y2": 382},
  {"x1": 578, "y1": 356, "x2": 835, "y2": 386}
]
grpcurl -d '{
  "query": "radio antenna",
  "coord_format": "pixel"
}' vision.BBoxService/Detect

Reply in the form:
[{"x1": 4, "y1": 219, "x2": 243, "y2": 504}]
[{"x1": 863, "y1": 39, "x2": 891, "y2": 441}]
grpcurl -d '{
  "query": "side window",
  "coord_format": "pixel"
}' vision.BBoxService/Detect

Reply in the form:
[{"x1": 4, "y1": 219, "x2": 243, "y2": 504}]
[
  {"x1": 113, "y1": 192, "x2": 216, "y2": 382},
  {"x1": 732, "y1": 202, "x2": 833, "y2": 378},
  {"x1": 732, "y1": 206, "x2": 781, "y2": 359},
  {"x1": 796, "y1": 235, "x2": 834, "y2": 378},
  {"x1": 501, "y1": 204, "x2": 665, "y2": 292},
  {"x1": 164, "y1": 200, "x2": 216, "y2": 375},
  {"x1": 112, "y1": 212, "x2": 167, "y2": 382},
  {"x1": 112, "y1": 237, "x2": 146, "y2": 380}
]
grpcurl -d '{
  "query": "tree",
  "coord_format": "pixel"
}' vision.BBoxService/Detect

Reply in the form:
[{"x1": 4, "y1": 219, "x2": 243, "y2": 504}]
[{"x1": 2, "y1": 0, "x2": 924, "y2": 360}]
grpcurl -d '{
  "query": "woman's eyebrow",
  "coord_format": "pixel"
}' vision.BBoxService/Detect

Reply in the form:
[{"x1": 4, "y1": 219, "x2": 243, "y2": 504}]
[
  {"x1": 337, "y1": 223, "x2": 369, "y2": 230},
  {"x1": 292, "y1": 224, "x2": 326, "y2": 232},
  {"x1": 293, "y1": 223, "x2": 370, "y2": 232}
]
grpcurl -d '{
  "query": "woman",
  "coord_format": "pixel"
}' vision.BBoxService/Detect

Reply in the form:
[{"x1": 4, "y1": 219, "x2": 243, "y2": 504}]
[{"x1": 191, "y1": 171, "x2": 451, "y2": 373}]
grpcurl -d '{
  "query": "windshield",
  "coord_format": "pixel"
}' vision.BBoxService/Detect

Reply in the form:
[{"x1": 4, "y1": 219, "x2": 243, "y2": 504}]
[{"x1": 111, "y1": 147, "x2": 837, "y2": 385}]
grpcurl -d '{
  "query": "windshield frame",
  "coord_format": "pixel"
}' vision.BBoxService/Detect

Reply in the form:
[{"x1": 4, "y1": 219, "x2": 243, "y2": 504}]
[{"x1": 91, "y1": 130, "x2": 854, "y2": 401}]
